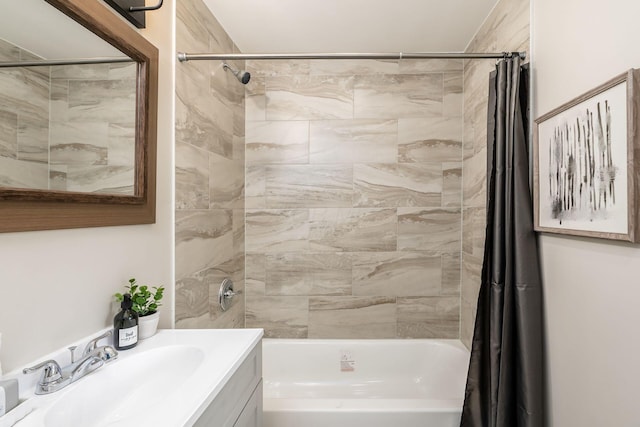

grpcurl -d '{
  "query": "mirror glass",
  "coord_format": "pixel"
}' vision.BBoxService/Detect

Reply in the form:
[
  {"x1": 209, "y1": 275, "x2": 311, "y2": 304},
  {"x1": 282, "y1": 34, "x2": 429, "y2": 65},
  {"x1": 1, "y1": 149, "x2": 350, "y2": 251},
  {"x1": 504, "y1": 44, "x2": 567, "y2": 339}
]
[{"x1": 0, "y1": 0, "x2": 137, "y2": 195}]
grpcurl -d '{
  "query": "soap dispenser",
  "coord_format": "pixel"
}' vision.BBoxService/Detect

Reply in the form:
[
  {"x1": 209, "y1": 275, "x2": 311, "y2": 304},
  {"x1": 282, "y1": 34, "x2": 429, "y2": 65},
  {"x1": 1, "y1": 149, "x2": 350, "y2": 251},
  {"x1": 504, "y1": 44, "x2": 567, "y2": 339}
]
[{"x1": 114, "y1": 293, "x2": 138, "y2": 350}]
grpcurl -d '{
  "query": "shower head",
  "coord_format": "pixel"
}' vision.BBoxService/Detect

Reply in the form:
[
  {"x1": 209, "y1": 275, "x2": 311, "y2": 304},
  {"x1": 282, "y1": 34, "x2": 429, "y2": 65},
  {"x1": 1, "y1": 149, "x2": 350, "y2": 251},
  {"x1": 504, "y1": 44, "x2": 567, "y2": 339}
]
[{"x1": 222, "y1": 62, "x2": 251, "y2": 85}]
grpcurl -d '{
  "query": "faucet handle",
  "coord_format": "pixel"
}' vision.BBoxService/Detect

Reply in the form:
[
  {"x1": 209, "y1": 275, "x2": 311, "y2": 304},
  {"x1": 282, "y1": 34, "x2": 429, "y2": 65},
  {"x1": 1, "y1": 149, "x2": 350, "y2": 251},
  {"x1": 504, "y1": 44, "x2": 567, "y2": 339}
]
[
  {"x1": 95, "y1": 345, "x2": 119, "y2": 363},
  {"x1": 83, "y1": 330, "x2": 113, "y2": 356},
  {"x1": 23, "y1": 360, "x2": 63, "y2": 383}
]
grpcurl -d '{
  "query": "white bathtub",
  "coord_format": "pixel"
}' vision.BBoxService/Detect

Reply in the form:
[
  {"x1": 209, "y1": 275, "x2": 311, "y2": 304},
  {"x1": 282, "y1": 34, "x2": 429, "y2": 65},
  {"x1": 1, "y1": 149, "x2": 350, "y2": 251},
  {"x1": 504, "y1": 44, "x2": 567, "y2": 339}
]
[{"x1": 262, "y1": 339, "x2": 470, "y2": 427}]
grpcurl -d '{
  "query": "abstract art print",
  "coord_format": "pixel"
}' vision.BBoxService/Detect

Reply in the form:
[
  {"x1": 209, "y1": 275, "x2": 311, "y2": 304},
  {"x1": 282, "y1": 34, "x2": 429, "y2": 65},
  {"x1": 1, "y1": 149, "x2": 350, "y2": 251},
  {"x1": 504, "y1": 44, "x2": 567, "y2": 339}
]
[{"x1": 534, "y1": 69, "x2": 640, "y2": 242}]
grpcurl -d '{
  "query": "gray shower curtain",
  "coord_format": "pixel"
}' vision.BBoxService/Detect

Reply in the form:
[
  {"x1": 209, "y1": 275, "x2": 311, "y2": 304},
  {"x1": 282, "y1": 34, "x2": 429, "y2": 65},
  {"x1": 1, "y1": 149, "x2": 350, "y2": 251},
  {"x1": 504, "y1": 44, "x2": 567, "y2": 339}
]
[{"x1": 460, "y1": 57, "x2": 544, "y2": 427}]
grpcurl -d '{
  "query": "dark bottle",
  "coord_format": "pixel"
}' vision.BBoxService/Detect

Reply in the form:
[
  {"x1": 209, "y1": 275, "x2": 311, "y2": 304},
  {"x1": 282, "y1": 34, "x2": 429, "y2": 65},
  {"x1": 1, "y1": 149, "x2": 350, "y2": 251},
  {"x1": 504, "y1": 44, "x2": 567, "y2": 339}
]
[{"x1": 114, "y1": 293, "x2": 138, "y2": 350}]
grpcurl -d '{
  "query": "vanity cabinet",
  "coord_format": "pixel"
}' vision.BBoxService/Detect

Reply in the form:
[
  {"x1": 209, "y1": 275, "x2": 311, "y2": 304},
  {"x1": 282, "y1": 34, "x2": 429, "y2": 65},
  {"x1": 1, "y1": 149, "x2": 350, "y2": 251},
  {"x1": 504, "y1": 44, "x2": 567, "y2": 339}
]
[{"x1": 193, "y1": 342, "x2": 263, "y2": 427}]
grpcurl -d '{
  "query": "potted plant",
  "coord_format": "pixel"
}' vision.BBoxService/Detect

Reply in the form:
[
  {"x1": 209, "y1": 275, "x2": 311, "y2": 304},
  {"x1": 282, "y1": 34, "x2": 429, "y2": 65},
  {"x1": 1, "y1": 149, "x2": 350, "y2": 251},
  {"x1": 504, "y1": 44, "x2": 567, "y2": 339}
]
[{"x1": 115, "y1": 278, "x2": 165, "y2": 340}]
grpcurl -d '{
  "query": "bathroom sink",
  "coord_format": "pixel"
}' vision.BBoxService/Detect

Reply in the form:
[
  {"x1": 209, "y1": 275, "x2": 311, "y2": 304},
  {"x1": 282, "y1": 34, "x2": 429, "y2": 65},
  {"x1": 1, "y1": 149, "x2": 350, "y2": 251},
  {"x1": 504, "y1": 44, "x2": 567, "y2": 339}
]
[
  {"x1": 7, "y1": 329, "x2": 263, "y2": 427},
  {"x1": 44, "y1": 345, "x2": 204, "y2": 427}
]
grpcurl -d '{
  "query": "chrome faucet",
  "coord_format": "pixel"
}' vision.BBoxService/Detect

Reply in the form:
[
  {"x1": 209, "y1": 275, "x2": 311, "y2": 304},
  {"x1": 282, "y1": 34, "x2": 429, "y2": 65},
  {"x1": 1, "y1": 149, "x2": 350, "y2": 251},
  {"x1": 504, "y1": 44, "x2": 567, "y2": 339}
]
[
  {"x1": 23, "y1": 331, "x2": 119, "y2": 395},
  {"x1": 82, "y1": 330, "x2": 115, "y2": 358}
]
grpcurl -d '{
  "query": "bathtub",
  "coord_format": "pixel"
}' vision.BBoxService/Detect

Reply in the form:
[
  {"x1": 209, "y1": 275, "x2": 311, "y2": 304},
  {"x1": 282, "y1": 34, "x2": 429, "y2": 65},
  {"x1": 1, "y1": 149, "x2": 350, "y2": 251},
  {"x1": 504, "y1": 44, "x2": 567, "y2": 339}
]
[{"x1": 262, "y1": 339, "x2": 470, "y2": 427}]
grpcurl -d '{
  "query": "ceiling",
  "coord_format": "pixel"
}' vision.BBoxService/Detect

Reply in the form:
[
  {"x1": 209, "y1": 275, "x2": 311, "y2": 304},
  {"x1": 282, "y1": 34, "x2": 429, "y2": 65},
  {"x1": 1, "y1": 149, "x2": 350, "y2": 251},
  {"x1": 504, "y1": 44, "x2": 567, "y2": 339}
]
[
  {"x1": 203, "y1": 0, "x2": 500, "y2": 54},
  {"x1": 0, "y1": 0, "x2": 126, "y2": 59}
]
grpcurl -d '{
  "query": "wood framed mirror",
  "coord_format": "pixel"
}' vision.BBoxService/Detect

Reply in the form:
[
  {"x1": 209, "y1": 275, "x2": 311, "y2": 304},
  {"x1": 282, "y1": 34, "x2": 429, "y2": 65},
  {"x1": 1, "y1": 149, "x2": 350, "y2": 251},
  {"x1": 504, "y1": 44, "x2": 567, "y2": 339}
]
[{"x1": 0, "y1": 0, "x2": 158, "y2": 232}]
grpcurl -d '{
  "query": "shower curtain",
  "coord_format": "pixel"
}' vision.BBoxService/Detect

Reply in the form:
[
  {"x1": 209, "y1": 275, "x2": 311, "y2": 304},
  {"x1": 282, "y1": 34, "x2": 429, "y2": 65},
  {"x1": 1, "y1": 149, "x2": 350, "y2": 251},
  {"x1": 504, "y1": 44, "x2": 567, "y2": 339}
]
[{"x1": 460, "y1": 57, "x2": 544, "y2": 427}]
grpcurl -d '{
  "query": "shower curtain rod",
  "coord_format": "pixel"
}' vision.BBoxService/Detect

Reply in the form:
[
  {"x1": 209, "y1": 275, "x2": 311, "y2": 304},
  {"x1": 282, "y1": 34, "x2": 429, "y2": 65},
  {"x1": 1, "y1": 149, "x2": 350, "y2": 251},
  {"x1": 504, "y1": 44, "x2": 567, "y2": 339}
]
[
  {"x1": 177, "y1": 51, "x2": 526, "y2": 62},
  {"x1": 0, "y1": 57, "x2": 134, "y2": 68}
]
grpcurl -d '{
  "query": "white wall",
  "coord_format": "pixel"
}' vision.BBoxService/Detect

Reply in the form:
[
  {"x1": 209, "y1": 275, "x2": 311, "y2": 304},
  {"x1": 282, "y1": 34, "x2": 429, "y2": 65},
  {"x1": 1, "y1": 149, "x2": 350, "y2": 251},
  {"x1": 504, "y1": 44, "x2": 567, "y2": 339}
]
[
  {"x1": 0, "y1": 1, "x2": 175, "y2": 373},
  {"x1": 533, "y1": 1, "x2": 640, "y2": 426}
]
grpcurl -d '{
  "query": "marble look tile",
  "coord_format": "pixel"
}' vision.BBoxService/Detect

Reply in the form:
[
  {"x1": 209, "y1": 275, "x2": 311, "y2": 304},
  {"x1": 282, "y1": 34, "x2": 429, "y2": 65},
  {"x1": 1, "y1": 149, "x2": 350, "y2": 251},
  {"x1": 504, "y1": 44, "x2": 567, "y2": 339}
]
[
  {"x1": 107, "y1": 123, "x2": 136, "y2": 167},
  {"x1": 246, "y1": 60, "x2": 311, "y2": 78},
  {"x1": 442, "y1": 162, "x2": 462, "y2": 207},
  {"x1": 463, "y1": 148, "x2": 487, "y2": 208},
  {"x1": 488, "y1": 0, "x2": 530, "y2": 53},
  {"x1": 0, "y1": 68, "x2": 50, "y2": 121},
  {"x1": 176, "y1": 0, "x2": 215, "y2": 52},
  {"x1": 460, "y1": 253, "x2": 482, "y2": 348},
  {"x1": 472, "y1": 101, "x2": 489, "y2": 157},
  {"x1": 265, "y1": 253, "x2": 352, "y2": 296},
  {"x1": 354, "y1": 74, "x2": 443, "y2": 119},
  {"x1": 175, "y1": 274, "x2": 210, "y2": 323},
  {"x1": 65, "y1": 165, "x2": 134, "y2": 195},
  {"x1": 354, "y1": 163, "x2": 442, "y2": 207},
  {"x1": 17, "y1": 117, "x2": 49, "y2": 164},
  {"x1": 442, "y1": 252, "x2": 461, "y2": 295},
  {"x1": 443, "y1": 73, "x2": 463, "y2": 118},
  {"x1": 0, "y1": 38, "x2": 21, "y2": 61},
  {"x1": 352, "y1": 252, "x2": 441, "y2": 296},
  {"x1": 205, "y1": 15, "x2": 235, "y2": 55},
  {"x1": 232, "y1": 133, "x2": 245, "y2": 163},
  {"x1": 175, "y1": 0, "x2": 248, "y2": 330},
  {"x1": 397, "y1": 296, "x2": 459, "y2": 338},
  {"x1": 463, "y1": 207, "x2": 487, "y2": 258},
  {"x1": 0, "y1": 157, "x2": 48, "y2": 189},
  {"x1": 209, "y1": 156, "x2": 244, "y2": 209},
  {"x1": 309, "y1": 208, "x2": 397, "y2": 252},
  {"x1": 49, "y1": 79, "x2": 70, "y2": 123},
  {"x1": 50, "y1": 63, "x2": 110, "y2": 80},
  {"x1": 309, "y1": 119, "x2": 397, "y2": 164},
  {"x1": 49, "y1": 166, "x2": 67, "y2": 191},
  {"x1": 461, "y1": 253, "x2": 482, "y2": 307},
  {"x1": 460, "y1": 298, "x2": 476, "y2": 350},
  {"x1": 245, "y1": 253, "x2": 266, "y2": 296},
  {"x1": 175, "y1": 314, "x2": 217, "y2": 329},
  {"x1": 0, "y1": 109, "x2": 17, "y2": 158},
  {"x1": 209, "y1": 298, "x2": 246, "y2": 329},
  {"x1": 245, "y1": 77, "x2": 266, "y2": 121},
  {"x1": 462, "y1": 119, "x2": 475, "y2": 161},
  {"x1": 67, "y1": 79, "x2": 136, "y2": 124},
  {"x1": 308, "y1": 296, "x2": 396, "y2": 338},
  {"x1": 210, "y1": 61, "x2": 246, "y2": 107},
  {"x1": 399, "y1": 59, "x2": 463, "y2": 73},
  {"x1": 309, "y1": 59, "x2": 399, "y2": 75},
  {"x1": 398, "y1": 208, "x2": 461, "y2": 251},
  {"x1": 175, "y1": 209, "x2": 233, "y2": 280},
  {"x1": 398, "y1": 117, "x2": 462, "y2": 163},
  {"x1": 49, "y1": 122, "x2": 109, "y2": 165},
  {"x1": 265, "y1": 165, "x2": 353, "y2": 208},
  {"x1": 176, "y1": 69, "x2": 233, "y2": 158},
  {"x1": 462, "y1": 208, "x2": 474, "y2": 255},
  {"x1": 246, "y1": 120, "x2": 309, "y2": 164},
  {"x1": 246, "y1": 296, "x2": 309, "y2": 338},
  {"x1": 245, "y1": 209, "x2": 309, "y2": 253},
  {"x1": 266, "y1": 75, "x2": 354, "y2": 120},
  {"x1": 0, "y1": 66, "x2": 49, "y2": 165},
  {"x1": 175, "y1": 142, "x2": 209, "y2": 209},
  {"x1": 179, "y1": 0, "x2": 234, "y2": 54},
  {"x1": 108, "y1": 62, "x2": 138, "y2": 81},
  {"x1": 233, "y1": 206, "x2": 245, "y2": 250},
  {"x1": 245, "y1": 165, "x2": 266, "y2": 209}
]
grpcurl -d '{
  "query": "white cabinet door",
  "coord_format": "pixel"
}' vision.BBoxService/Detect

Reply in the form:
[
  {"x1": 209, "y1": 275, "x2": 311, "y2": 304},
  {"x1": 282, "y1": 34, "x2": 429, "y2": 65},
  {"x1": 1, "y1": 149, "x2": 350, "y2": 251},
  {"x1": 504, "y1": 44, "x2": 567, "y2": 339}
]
[
  {"x1": 234, "y1": 381, "x2": 263, "y2": 427},
  {"x1": 194, "y1": 344, "x2": 262, "y2": 427}
]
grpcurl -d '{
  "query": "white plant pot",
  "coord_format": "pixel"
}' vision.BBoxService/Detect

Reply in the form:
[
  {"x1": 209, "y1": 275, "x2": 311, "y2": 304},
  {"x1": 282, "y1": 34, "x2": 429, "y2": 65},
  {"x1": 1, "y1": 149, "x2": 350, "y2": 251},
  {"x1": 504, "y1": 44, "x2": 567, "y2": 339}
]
[{"x1": 138, "y1": 311, "x2": 160, "y2": 340}]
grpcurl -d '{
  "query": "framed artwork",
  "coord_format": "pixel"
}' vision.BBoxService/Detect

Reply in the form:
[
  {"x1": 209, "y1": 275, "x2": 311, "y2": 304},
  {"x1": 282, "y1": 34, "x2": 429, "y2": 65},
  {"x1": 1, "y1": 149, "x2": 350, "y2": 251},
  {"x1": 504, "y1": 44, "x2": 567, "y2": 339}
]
[{"x1": 534, "y1": 69, "x2": 640, "y2": 242}]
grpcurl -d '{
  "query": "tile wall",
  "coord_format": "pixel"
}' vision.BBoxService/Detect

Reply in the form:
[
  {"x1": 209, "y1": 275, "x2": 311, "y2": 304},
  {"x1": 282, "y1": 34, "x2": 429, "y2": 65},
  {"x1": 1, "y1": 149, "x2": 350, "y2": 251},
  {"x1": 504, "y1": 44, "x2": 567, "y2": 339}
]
[
  {"x1": 48, "y1": 62, "x2": 137, "y2": 194},
  {"x1": 460, "y1": 0, "x2": 530, "y2": 348},
  {"x1": 244, "y1": 59, "x2": 464, "y2": 338},
  {"x1": 0, "y1": 38, "x2": 137, "y2": 194},
  {"x1": 175, "y1": 0, "x2": 246, "y2": 328}
]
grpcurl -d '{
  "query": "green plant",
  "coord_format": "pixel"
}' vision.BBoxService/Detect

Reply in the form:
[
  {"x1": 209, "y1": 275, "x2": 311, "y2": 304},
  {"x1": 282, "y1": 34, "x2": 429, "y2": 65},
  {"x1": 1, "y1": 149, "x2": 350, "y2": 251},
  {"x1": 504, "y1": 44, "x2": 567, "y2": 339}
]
[{"x1": 115, "y1": 278, "x2": 165, "y2": 317}]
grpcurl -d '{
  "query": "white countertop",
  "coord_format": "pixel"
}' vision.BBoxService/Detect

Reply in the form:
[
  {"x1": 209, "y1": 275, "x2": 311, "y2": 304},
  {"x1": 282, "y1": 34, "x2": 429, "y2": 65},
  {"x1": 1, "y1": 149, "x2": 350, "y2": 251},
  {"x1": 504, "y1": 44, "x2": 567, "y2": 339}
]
[{"x1": 0, "y1": 329, "x2": 263, "y2": 427}]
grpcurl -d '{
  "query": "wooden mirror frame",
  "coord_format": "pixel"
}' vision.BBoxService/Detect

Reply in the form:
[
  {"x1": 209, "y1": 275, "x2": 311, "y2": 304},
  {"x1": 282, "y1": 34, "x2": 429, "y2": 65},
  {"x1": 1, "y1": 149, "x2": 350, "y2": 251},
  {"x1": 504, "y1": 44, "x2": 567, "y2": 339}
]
[{"x1": 0, "y1": 0, "x2": 158, "y2": 232}]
